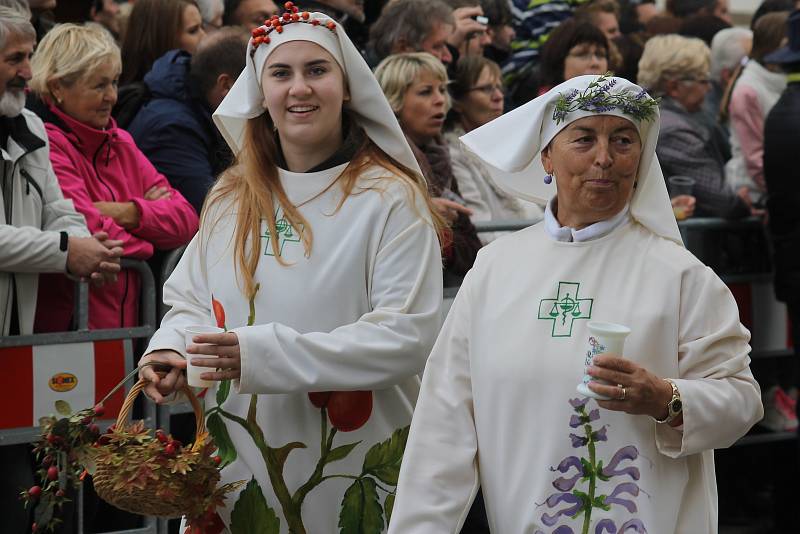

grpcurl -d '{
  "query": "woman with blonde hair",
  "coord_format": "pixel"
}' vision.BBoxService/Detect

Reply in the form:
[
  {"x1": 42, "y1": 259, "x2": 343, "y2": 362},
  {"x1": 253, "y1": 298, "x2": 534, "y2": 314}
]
[
  {"x1": 376, "y1": 52, "x2": 482, "y2": 285},
  {"x1": 138, "y1": 4, "x2": 444, "y2": 532},
  {"x1": 638, "y1": 33, "x2": 747, "y2": 219},
  {"x1": 29, "y1": 22, "x2": 198, "y2": 332}
]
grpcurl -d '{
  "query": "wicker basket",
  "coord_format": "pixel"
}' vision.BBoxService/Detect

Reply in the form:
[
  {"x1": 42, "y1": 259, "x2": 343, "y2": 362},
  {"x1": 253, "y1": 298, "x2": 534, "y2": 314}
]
[{"x1": 91, "y1": 377, "x2": 218, "y2": 518}]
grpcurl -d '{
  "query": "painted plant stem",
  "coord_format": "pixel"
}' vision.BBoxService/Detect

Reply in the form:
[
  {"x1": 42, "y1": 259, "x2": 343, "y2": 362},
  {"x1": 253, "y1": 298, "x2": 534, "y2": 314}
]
[{"x1": 583, "y1": 424, "x2": 597, "y2": 534}]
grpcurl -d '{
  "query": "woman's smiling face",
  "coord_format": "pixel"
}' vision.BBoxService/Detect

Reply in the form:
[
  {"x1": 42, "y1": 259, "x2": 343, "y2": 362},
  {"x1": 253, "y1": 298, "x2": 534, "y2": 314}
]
[
  {"x1": 261, "y1": 41, "x2": 348, "y2": 156},
  {"x1": 542, "y1": 115, "x2": 642, "y2": 229}
]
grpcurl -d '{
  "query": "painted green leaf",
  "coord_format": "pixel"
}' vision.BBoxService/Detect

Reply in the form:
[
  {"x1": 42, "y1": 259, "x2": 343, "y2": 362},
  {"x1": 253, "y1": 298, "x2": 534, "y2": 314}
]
[
  {"x1": 384, "y1": 494, "x2": 395, "y2": 525},
  {"x1": 338, "y1": 477, "x2": 384, "y2": 534},
  {"x1": 216, "y1": 379, "x2": 231, "y2": 406},
  {"x1": 230, "y1": 478, "x2": 280, "y2": 534},
  {"x1": 272, "y1": 441, "x2": 307, "y2": 472},
  {"x1": 325, "y1": 441, "x2": 361, "y2": 465},
  {"x1": 55, "y1": 400, "x2": 72, "y2": 416},
  {"x1": 206, "y1": 412, "x2": 237, "y2": 466},
  {"x1": 362, "y1": 426, "x2": 409, "y2": 486}
]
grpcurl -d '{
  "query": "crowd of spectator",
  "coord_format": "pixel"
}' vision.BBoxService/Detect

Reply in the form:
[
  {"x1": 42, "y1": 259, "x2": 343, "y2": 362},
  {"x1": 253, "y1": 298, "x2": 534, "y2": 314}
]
[
  {"x1": 0, "y1": 0, "x2": 797, "y2": 325},
  {"x1": 2, "y1": 0, "x2": 800, "y2": 529}
]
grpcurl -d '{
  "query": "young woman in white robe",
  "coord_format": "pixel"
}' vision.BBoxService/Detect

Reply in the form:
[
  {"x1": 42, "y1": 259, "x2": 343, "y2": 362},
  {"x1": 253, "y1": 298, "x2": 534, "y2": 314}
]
[
  {"x1": 388, "y1": 75, "x2": 763, "y2": 534},
  {"x1": 137, "y1": 7, "x2": 443, "y2": 533}
]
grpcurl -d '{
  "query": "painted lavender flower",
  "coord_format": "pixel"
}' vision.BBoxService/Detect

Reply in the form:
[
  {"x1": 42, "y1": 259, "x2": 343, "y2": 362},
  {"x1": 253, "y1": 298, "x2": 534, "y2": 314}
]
[{"x1": 536, "y1": 398, "x2": 647, "y2": 534}]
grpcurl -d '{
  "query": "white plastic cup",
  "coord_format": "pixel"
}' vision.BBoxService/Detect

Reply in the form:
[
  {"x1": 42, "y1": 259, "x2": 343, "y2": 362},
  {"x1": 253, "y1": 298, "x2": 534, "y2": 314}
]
[
  {"x1": 184, "y1": 325, "x2": 224, "y2": 388},
  {"x1": 576, "y1": 321, "x2": 631, "y2": 400},
  {"x1": 667, "y1": 175, "x2": 695, "y2": 198}
]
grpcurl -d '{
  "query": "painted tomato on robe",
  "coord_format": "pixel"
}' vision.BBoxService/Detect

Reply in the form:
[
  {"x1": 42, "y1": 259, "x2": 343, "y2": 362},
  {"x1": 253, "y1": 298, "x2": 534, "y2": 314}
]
[
  {"x1": 212, "y1": 296, "x2": 226, "y2": 329},
  {"x1": 307, "y1": 391, "x2": 373, "y2": 432}
]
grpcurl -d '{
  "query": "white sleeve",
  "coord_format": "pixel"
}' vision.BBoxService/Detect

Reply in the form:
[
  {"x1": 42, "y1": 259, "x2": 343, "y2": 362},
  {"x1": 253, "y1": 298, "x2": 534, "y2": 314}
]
[
  {"x1": 234, "y1": 194, "x2": 443, "y2": 393},
  {"x1": 144, "y1": 234, "x2": 212, "y2": 355},
  {"x1": 388, "y1": 274, "x2": 479, "y2": 534},
  {"x1": 449, "y1": 145, "x2": 492, "y2": 224},
  {"x1": 655, "y1": 264, "x2": 763, "y2": 456}
]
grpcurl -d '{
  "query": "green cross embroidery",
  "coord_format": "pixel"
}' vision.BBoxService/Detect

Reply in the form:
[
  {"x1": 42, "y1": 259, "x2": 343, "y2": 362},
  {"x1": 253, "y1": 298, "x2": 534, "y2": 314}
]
[
  {"x1": 261, "y1": 208, "x2": 302, "y2": 256},
  {"x1": 538, "y1": 281, "x2": 594, "y2": 337}
]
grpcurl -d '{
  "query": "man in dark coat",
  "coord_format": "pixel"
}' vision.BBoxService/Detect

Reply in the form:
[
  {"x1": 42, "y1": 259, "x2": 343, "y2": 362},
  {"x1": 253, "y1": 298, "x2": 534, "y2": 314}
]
[
  {"x1": 763, "y1": 9, "x2": 800, "y2": 380},
  {"x1": 127, "y1": 28, "x2": 248, "y2": 214}
]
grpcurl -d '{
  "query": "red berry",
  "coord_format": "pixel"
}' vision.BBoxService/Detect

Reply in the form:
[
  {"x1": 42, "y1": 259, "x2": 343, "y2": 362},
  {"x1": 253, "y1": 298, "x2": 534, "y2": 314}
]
[
  {"x1": 275, "y1": 25, "x2": 283, "y2": 33},
  {"x1": 93, "y1": 403, "x2": 105, "y2": 417},
  {"x1": 291, "y1": 13, "x2": 299, "y2": 21},
  {"x1": 47, "y1": 465, "x2": 59, "y2": 481},
  {"x1": 55, "y1": 489, "x2": 65, "y2": 498},
  {"x1": 327, "y1": 21, "x2": 336, "y2": 30},
  {"x1": 46, "y1": 433, "x2": 57, "y2": 444},
  {"x1": 31, "y1": 523, "x2": 37, "y2": 533},
  {"x1": 165, "y1": 443, "x2": 176, "y2": 456},
  {"x1": 284, "y1": 1, "x2": 293, "y2": 9},
  {"x1": 42, "y1": 455, "x2": 53, "y2": 467},
  {"x1": 311, "y1": 19, "x2": 320, "y2": 26},
  {"x1": 326, "y1": 391, "x2": 373, "y2": 432},
  {"x1": 28, "y1": 486, "x2": 42, "y2": 499},
  {"x1": 170, "y1": 439, "x2": 182, "y2": 448},
  {"x1": 155, "y1": 429, "x2": 168, "y2": 443},
  {"x1": 88, "y1": 424, "x2": 100, "y2": 436},
  {"x1": 81, "y1": 416, "x2": 93, "y2": 425},
  {"x1": 213, "y1": 455, "x2": 222, "y2": 466},
  {"x1": 264, "y1": 36, "x2": 271, "y2": 44},
  {"x1": 308, "y1": 391, "x2": 331, "y2": 408},
  {"x1": 301, "y1": 12, "x2": 309, "y2": 19},
  {"x1": 282, "y1": 12, "x2": 291, "y2": 21}
]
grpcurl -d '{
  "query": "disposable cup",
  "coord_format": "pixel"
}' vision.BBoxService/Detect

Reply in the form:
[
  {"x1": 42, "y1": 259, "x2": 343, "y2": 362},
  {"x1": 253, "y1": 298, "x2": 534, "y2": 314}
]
[
  {"x1": 667, "y1": 175, "x2": 695, "y2": 198},
  {"x1": 184, "y1": 325, "x2": 224, "y2": 388},
  {"x1": 576, "y1": 321, "x2": 631, "y2": 400}
]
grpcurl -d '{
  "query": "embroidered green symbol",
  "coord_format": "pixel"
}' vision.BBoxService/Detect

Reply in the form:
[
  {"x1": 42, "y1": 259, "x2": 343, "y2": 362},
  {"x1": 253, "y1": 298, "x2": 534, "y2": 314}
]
[
  {"x1": 261, "y1": 207, "x2": 302, "y2": 256},
  {"x1": 538, "y1": 281, "x2": 594, "y2": 337}
]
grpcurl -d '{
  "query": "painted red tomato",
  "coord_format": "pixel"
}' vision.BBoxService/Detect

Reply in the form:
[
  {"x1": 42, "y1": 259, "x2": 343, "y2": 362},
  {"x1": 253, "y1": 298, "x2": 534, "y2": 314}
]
[
  {"x1": 326, "y1": 391, "x2": 373, "y2": 432},
  {"x1": 212, "y1": 297, "x2": 226, "y2": 329},
  {"x1": 308, "y1": 392, "x2": 332, "y2": 409}
]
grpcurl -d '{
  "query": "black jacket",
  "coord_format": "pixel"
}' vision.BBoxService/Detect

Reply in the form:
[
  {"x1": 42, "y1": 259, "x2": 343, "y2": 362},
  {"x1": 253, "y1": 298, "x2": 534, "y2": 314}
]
[{"x1": 764, "y1": 81, "x2": 800, "y2": 304}]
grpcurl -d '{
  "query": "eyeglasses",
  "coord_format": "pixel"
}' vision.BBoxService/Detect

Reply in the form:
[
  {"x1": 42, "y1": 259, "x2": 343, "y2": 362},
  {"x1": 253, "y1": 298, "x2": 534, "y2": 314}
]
[
  {"x1": 567, "y1": 50, "x2": 608, "y2": 61},
  {"x1": 679, "y1": 76, "x2": 712, "y2": 86},
  {"x1": 467, "y1": 83, "x2": 505, "y2": 96}
]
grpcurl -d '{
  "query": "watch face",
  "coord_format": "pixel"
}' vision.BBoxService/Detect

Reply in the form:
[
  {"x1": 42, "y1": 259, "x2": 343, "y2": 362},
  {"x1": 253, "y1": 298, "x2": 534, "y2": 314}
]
[{"x1": 670, "y1": 399, "x2": 682, "y2": 414}]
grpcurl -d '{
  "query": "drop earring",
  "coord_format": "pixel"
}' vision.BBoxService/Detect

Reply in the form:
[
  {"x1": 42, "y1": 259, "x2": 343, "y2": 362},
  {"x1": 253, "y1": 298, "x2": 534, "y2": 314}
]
[{"x1": 544, "y1": 173, "x2": 553, "y2": 185}]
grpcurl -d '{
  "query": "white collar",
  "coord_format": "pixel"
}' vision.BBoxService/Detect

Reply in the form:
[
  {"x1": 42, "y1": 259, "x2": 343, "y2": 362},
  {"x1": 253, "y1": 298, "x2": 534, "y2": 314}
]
[{"x1": 544, "y1": 198, "x2": 630, "y2": 242}]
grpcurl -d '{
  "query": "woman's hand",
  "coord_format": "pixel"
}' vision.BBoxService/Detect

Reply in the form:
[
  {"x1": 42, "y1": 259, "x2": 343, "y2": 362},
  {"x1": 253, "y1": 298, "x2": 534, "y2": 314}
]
[
  {"x1": 670, "y1": 195, "x2": 695, "y2": 220},
  {"x1": 431, "y1": 197, "x2": 473, "y2": 223},
  {"x1": 94, "y1": 201, "x2": 140, "y2": 230},
  {"x1": 138, "y1": 349, "x2": 187, "y2": 404},
  {"x1": 144, "y1": 185, "x2": 171, "y2": 201},
  {"x1": 587, "y1": 355, "x2": 674, "y2": 422},
  {"x1": 187, "y1": 331, "x2": 241, "y2": 381}
]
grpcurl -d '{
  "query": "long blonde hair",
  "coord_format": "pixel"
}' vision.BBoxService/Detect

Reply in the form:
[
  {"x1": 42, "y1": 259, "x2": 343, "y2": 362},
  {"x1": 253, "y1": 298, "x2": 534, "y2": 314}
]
[{"x1": 202, "y1": 112, "x2": 445, "y2": 300}]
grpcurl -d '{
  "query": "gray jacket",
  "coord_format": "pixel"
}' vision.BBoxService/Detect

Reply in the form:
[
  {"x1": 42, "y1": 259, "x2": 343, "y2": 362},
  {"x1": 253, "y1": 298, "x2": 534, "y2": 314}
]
[{"x1": 1, "y1": 109, "x2": 89, "y2": 336}]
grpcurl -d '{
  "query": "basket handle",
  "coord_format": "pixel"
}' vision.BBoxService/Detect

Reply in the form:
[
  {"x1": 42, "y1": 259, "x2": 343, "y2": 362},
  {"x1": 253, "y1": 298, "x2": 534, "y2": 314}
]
[{"x1": 114, "y1": 373, "x2": 207, "y2": 452}]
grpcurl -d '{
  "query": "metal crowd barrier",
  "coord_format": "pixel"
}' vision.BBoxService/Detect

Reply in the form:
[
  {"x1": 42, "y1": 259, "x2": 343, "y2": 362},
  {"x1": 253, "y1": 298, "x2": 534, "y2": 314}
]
[{"x1": 0, "y1": 259, "x2": 159, "y2": 534}]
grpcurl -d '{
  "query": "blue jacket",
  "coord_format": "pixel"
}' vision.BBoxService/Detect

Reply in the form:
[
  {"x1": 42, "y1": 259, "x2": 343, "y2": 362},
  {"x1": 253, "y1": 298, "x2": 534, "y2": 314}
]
[{"x1": 128, "y1": 50, "x2": 231, "y2": 214}]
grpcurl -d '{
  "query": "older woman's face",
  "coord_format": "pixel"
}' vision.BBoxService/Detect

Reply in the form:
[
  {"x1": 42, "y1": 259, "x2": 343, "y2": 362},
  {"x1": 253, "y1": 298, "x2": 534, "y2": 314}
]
[
  {"x1": 398, "y1": 70, "x2": 448, "y2": 145},
  {"x1": 542, "y1": 115, "x2": 641, "y2": 228},
  {"x1": 51, "y1": 59, "x2": 119, "y2": 130},
  {"x1": 455, "y1": 66, "x2": 504, "y2": 133},
  {"x1": 563, "y1": 42, "x2": 608, "y2": 82}
]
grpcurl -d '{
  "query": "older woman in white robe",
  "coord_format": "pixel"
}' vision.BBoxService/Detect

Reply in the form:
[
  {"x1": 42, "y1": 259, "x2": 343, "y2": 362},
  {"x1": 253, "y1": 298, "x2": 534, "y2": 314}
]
[{"x1": 388, "y1": 75, "x2": 763, "y2": 534}]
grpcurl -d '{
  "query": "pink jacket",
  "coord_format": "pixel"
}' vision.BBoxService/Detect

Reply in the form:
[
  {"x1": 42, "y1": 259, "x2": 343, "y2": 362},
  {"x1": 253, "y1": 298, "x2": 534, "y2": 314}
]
[{"x1": 35, "y1": 104, "x2": 198, "y2": 331}]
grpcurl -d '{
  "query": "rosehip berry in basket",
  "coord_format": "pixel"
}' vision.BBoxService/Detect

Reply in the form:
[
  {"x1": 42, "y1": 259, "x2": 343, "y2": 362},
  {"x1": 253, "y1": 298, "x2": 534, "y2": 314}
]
[
  {"x1": 93, "y1": 403, "x2": 105, "y2": 417},
  {"x1": 55, "y1": 489, "x2": 65, "y2": 498},
  {"x1": 165, "y1": 443, "x2": 177, "y2": 456},
  {"x1": 308, "y1": 391, "x2": 331, "y2": 408},
  {"x1": 155, "y1": 430, "x2": 168, "y2": 443},
  {"x1": 213, "y1": 455, "x2": 222, "y2": 466},
  {"x1": 326, "y1": 391, "x2": 373, "y2": 432},
  {"x1": 42, "y1": 455, "x2": 53, "y2": 467},
  {"x1": 46, "y1": 466, "x2": 59, "y2": 481},
  {"x1": 88, "y1": 424, "x2": 100, "y2": 436},
  {"x1": 28, "y1": 486, "x2": 41, "y2": 499}
]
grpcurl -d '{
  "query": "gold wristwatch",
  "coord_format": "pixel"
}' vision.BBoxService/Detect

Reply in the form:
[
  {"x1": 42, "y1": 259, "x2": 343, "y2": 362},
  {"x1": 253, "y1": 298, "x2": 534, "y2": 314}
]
[{"x1": 654, "y1": 379, "x2": 682, "y2": 424}]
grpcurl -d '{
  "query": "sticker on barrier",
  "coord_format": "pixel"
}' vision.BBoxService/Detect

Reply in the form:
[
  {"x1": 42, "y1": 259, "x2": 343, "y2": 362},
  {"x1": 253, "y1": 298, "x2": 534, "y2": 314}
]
[{"x1": 0, "y1": 339, "x2": 129, "y2": 429}]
